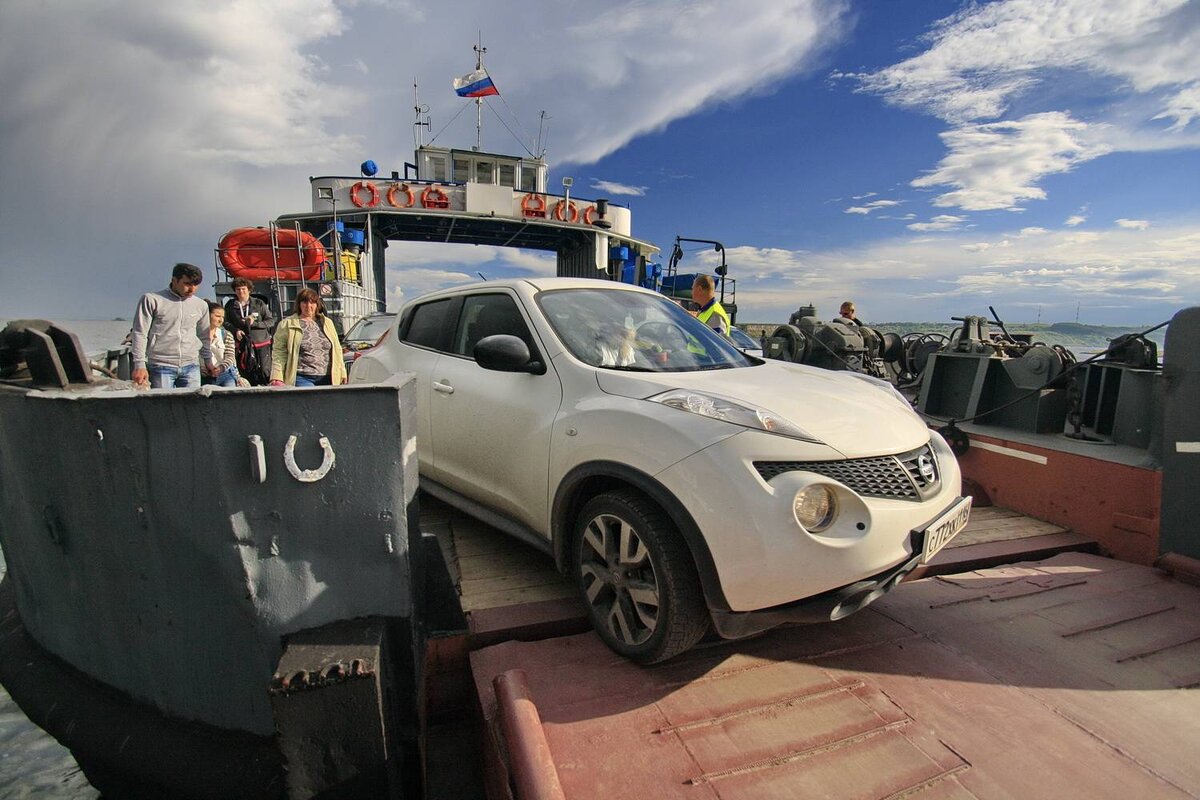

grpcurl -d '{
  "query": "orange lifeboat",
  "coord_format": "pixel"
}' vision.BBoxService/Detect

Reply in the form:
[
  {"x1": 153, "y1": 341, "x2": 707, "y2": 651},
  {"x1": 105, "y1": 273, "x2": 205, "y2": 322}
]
[{"x1": 217, "y1": 227, "x2": 326, "y2": 282}]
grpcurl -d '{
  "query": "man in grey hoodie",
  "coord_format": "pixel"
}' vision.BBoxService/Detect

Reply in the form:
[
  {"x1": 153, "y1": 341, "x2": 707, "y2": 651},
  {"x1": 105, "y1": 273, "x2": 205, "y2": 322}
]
[{"x1": 131, "y1": 263, "x2": 211, "y2": 389}]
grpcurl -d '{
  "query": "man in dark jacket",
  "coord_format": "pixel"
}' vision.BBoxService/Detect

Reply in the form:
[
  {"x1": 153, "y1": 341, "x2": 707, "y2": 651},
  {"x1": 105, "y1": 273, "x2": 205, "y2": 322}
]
[{"x1": 224, "y1": 277, "x2": 275, "y2": 385}]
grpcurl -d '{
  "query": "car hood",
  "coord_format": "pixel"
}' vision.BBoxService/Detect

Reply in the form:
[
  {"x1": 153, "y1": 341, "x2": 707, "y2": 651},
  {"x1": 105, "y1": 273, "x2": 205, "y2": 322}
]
[{"x1": 594, "y1": 361, "x2": 930, "y2": 458}]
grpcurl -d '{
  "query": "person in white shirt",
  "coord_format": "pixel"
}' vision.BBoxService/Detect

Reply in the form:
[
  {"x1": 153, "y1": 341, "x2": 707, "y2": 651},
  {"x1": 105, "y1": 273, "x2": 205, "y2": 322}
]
[{"x1": 203, "y1": 303, "x2": 241, "y2": 387}]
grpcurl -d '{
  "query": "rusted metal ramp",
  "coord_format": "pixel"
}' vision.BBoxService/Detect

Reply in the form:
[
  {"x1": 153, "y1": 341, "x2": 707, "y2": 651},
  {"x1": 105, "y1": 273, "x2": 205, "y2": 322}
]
[{"x1": 470, "y1": 552, "x2": 1200, "y2": 799}]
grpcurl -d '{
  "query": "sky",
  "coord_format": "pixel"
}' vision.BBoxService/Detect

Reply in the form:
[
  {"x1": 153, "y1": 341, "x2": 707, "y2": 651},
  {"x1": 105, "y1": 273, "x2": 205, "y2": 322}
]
[{"x1": 1, "y1": 0, "x2": 1198, "y2": 326}]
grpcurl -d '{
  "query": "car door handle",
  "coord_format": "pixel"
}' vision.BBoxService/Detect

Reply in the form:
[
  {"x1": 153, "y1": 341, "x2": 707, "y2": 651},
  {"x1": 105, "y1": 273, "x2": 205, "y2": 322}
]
[{"x1": 432, "y1": 380, "x2": 454, "y2": 394}]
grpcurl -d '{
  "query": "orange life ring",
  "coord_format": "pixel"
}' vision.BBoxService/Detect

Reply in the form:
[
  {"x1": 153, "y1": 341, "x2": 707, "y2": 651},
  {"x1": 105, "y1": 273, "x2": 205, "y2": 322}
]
[
  {"x1": 582, "y1": 205, "x2": 597, "y2": 226},
  {"x1": 386, "y1": 182, "x2": 414, "y2": 208},
  {"x1": 350, "y1": 181, "x2": 380, "y2": 208},
  {"x1": 521, "y1": 193, "x2": 547, "y2": 218},
  {"x1": 421, "y1": 185, "x2": 450, "y2": 209},
  {"x1": 553, "y1": 199, "x2": 579, "y2": 223}
]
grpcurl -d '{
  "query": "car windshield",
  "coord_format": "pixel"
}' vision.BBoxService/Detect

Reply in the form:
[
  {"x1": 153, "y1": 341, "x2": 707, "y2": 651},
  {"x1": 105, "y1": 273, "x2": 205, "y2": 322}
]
[
  {"x1": 729, "y1": 327, "x2": 760, "y2": 350},
  {"x1": 538, "y1": 288, "x2": 752, "y2": 372},
  {"x1": 345, "y1": 314, "x2": 396, "y2": 343}
]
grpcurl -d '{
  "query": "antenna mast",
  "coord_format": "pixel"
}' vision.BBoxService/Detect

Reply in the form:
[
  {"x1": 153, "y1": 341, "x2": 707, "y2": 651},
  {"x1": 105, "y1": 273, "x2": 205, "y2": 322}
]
[
  {"x1": 535, "y1": 110, "x2": 548, "y2": 159},
  {"x1": 473, "y1": 34, "x2": 486, "y2": 152},
  {"x1": 413, "y1": 80, "x2": 430, "y2": 150}
]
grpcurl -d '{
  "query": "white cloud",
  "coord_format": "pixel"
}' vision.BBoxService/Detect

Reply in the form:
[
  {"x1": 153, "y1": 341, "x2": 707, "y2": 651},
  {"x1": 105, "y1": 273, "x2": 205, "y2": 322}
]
[
  {"x1": 1153, "y1": 82, "x2": 1200, "y2": 131},
  {"x1": 386, "y1": 242, "x2": 556, "y2": 276},
  {"x1": 851, "y1": 192, "x2": 878, "y2": 199},
  {"x1": 962, "y1": 240, "x2": 1013, "y2": 252},
  {"x1": 1116, "y1": 218, "x2": 1151, "y2": 230},
  {"x1": 727, "y1": 220, "x2": 1200, "y2": 324},
  {"x1": 384, "y1": 243, "x2": 556, "y2": 302},
  {"x1": 0, "y1": 0, "x2": 856, "y2": 317},
  {"x1": 908, "y1": 215, "x2": 968, "y2": 232},
  {"x1": 590, "y1": 180, "x2": 647, "y2": 197},
  {"x1": 1019, "y1": 227, "x2": 1049, "y2": 236},
  {"x1": 844, "y1": 1, "x2": 1200, "y2": 213},
  {"x1": 388, "y1": 268, "x2": 476, "y2": 304},
  {"x1": 844, "y1": 199, "x2": 901, "y2": 215},
  {"x1": 851, "y1": 0, "x2": 1199, "y2": 127},
  {"x1": 1065, "y1": 214, "x2": 1088, "y2": 227},
  {"x1": 911, "y1": 112, "x2": 1112, "y2": 211},
  {"x1": 547, "y1": 1, "x2": 854, "y2": 164}
]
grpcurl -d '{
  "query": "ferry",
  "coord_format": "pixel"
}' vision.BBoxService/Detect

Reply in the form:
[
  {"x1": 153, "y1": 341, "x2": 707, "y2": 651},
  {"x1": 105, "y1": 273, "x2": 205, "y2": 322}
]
[{"x1": 1, "y1": 59, "x2": 1198, "y2": 799}]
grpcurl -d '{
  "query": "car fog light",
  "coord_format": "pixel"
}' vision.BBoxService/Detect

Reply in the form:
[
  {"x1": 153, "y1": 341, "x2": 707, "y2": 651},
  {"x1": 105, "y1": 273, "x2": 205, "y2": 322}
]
[{"x1": 794, "y1": 485, "x2": 837, "y2": 532}]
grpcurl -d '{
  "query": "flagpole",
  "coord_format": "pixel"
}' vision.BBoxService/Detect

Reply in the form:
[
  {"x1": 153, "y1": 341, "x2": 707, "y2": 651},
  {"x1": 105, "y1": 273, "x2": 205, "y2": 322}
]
[{"x1": 474, "y1": 36, "x2": 486, "y2": 151}]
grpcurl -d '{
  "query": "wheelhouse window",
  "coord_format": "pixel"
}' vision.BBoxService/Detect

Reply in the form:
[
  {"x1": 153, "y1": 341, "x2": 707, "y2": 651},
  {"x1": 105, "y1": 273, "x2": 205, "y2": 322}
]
[
  {"x1": 452, "y1": 158, "x2": 470, "y2": 183},
  {"x1": 476, "y1": 160, "x2": 494, "y2": 184},
  {"x1": 426, "y1": 155, "x2": 447, "y2": 182},
  {"x1": 498, "y1": 163, "x2": 516, "y2": 188},
  {"x1": 520, "y1": 166, "x2": 537, "y2": 192}
]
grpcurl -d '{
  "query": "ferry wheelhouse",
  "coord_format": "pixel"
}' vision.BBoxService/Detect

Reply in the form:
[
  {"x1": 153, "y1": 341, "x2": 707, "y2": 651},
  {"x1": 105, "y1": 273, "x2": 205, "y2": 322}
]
[{"x1": 214, "y1": 144, "x2": 663, "y2": 337}]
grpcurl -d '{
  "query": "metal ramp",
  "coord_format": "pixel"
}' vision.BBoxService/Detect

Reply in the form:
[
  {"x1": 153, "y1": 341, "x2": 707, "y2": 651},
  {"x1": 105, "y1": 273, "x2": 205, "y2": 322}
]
[{"x1": 471, "y1": 552, "x2": 1200, "y2": 799}]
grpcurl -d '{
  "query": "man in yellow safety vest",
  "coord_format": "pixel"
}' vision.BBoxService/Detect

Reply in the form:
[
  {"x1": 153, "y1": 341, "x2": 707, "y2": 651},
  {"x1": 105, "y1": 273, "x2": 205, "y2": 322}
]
[{"x1": 691, "y1": 274, "x2": 731, "y2": 337}]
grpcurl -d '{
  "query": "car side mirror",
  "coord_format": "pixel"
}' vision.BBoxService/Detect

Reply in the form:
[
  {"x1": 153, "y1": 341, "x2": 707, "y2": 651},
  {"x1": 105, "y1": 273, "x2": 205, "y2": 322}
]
[{"x1": 474, "y1": 334, "x2": 545, "y2": 374}]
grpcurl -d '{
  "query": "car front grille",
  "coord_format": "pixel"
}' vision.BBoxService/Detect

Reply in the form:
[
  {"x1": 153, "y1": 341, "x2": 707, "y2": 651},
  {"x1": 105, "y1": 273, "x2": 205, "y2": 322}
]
[{"x1": 754, "y1": 442, "x2": 940, "y2": 501}]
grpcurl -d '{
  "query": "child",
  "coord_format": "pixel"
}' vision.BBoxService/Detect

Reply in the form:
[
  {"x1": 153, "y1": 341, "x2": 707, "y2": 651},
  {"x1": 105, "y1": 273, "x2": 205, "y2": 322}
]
[{"x1": 204, "y1": 304, "x2": 245, "y2": 387}]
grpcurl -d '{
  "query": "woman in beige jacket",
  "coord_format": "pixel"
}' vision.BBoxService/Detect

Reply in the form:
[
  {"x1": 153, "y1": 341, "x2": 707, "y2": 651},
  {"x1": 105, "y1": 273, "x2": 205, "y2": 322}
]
[{"x1": 269, "y1": 288, "x2": 347, "y2": 387}]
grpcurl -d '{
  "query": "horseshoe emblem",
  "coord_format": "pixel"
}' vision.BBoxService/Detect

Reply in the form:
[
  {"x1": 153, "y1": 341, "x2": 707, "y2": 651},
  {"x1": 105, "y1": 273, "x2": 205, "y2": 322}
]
[{"x1": 284, "y1": 434, "x2": 336, "y2": 482}]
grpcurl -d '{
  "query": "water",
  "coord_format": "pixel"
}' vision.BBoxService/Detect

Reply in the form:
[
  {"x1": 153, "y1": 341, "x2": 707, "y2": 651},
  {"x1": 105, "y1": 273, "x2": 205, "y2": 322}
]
[
  {"x1": 0, "y1": 550, "x2": 101, "y2": 799},
  {"x1": 0, "y1": 320, "x2": 122, "y2": 798},
  {"x1": 0, "y1": 318, "x2": 132, "y2": 360}
]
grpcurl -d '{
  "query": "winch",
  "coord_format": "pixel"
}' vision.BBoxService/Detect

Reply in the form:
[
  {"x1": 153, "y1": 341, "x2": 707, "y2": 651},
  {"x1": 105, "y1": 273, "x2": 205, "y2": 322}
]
[{"x1": 763, "y1": 305, "x2": 901, "y2": 380}]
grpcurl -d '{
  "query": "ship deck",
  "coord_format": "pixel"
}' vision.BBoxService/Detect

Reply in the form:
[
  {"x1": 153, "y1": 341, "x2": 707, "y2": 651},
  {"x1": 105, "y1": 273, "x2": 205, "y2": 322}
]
[
  {"x1": 416, "y1": 493, "x2": 1200, "y2": 799},
  {"x1": 470, "y1": 549, "x2": 1200, "y2": 799}
]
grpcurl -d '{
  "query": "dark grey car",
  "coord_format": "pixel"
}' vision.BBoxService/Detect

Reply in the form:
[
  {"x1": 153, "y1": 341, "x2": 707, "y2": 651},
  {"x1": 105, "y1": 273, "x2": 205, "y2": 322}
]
[{"x1": 342, "y1": 312, "x2": 397, "y2": 369}]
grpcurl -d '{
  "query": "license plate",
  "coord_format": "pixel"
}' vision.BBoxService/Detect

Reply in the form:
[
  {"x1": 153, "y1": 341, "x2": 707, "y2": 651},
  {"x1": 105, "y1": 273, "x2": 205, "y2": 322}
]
[{"x1": 919, "y1": 496, "x2": 972, "y2": 564}]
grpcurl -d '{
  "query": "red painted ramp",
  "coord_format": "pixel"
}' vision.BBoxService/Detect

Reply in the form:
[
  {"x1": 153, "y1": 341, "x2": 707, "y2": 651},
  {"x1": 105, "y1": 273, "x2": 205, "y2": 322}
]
[{"x1": 471, "y1": 553, "x2": 1200, "y2": 799}]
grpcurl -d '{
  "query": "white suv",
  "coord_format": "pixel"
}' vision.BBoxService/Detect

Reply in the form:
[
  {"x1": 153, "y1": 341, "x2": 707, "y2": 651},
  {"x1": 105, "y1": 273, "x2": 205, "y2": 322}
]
[{"x1": 351, "y1": 278, "x2": 970, "y2": 663}]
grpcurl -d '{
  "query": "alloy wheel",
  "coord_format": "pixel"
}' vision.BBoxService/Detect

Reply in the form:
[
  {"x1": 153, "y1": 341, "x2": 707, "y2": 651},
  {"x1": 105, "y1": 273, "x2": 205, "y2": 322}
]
[{"x1": 578, "y1": 512, "x2": 661, "y2": 646}]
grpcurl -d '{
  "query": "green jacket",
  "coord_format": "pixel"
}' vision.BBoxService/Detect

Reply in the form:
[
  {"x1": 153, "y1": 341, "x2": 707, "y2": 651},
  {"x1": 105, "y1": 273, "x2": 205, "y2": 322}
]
[{"x1": 271, "y1": 315, "x2": 347, "y2": 385}]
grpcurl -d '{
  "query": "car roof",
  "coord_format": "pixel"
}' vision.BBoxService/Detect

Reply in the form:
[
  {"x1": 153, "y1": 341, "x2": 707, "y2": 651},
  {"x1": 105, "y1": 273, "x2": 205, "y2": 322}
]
[{"x1": 400, "y1": 277, "x2": 659, "y2": 309}]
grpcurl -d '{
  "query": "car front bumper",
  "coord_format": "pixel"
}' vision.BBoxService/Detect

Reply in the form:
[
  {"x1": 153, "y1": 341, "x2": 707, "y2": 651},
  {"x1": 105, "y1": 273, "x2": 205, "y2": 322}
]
[
  {"x1": 654, "y1": 428, "x2": 965, "y2": 614},
  {"x1": 708, "y1": 545, "x2": 923, "y2": 638}
]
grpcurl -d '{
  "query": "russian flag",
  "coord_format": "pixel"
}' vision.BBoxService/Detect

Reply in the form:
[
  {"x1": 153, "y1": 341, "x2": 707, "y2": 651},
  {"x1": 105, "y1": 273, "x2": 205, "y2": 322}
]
[{"x1": 453, "y1": 68, "x2": 499, "y2": 98}]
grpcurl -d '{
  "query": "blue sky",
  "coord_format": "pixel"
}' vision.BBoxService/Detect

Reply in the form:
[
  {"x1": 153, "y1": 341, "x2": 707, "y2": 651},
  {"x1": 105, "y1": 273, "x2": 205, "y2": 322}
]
[{"x1": 1, "y1": 0, "x2": 1197, "y2": 325}]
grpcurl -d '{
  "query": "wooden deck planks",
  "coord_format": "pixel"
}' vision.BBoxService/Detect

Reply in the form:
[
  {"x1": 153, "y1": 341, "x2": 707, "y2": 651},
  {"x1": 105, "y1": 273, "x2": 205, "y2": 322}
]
[
  {"x1": 422, "y1": 493, "x2": 1087, "y2": 618},
  {"x1": 946, "y1": 505, "x2": 1067, "y2": 549},
  {"x1": 419, "y1": 495, "x2": 574, "y2": 613}
]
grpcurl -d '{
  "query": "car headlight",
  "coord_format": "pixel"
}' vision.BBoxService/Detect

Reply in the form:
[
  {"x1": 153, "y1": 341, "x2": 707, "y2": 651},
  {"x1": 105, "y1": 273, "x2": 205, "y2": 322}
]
[
  {"x1": 648, "y1": 389, "x2": 822, "y2": 442},
  {"x1": 794, "y1": 485, "x2": 837, "y2": 531},
  {"x1": 843, "y1": 372, "x2": 916, "y2": 413}
]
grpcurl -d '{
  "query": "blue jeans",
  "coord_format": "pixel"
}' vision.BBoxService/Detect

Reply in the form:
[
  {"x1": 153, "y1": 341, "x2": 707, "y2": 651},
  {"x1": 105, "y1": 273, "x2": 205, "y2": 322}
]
[
  {"x1": 294, "y1": 372, "x2": 331, "y2": 387},
  {"x1": 202, "y1": 366, "x2": 238, "y2": 387},
  {"x1": 149, "y1": 363, "x2": 200, "y2": 389}
]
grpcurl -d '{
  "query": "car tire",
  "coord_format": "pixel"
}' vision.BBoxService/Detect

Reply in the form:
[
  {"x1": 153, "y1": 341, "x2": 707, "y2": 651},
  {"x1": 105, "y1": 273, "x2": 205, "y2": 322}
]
[{"x1": 573, "y1": 489, "x2": 708, "y2": 664}]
